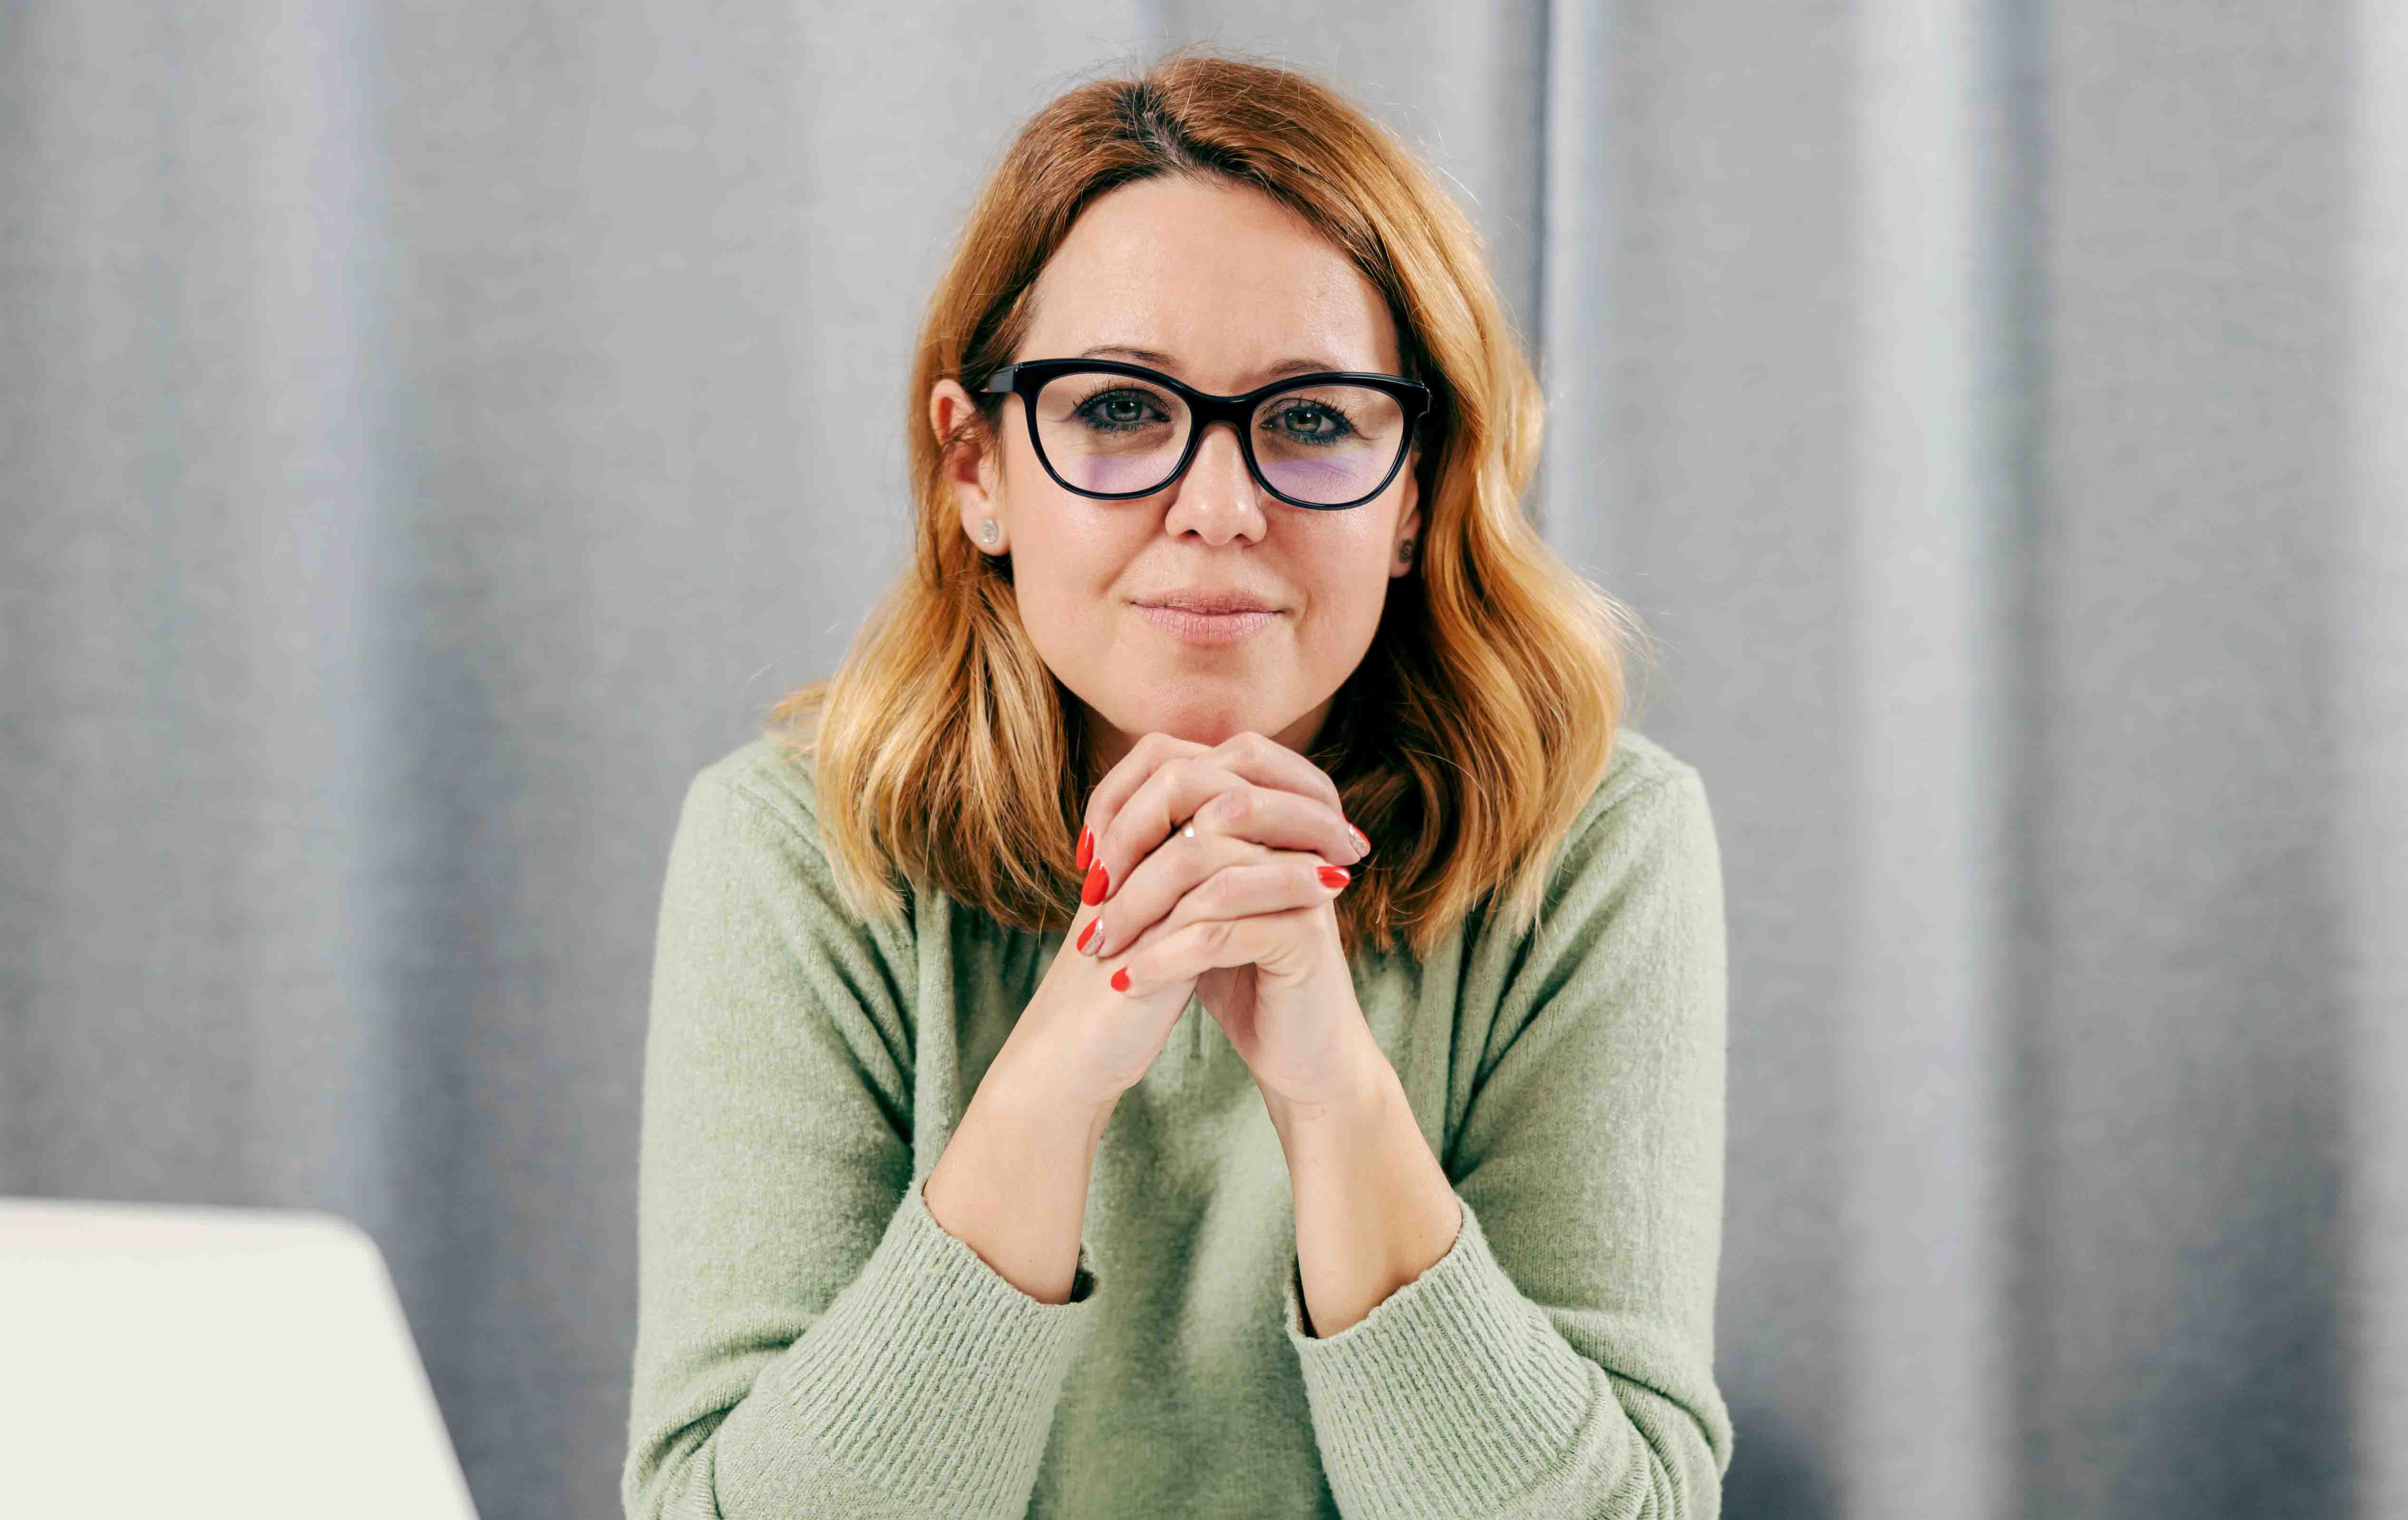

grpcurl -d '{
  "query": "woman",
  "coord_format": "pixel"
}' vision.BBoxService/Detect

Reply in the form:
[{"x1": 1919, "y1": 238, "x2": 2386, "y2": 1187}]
[{"x1": 621, "y1": 45, "x2": 1734, "y2": 1520}]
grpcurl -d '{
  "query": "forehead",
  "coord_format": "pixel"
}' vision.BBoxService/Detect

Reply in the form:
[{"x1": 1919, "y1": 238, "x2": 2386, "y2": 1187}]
[{"x1": 1022, "y1": 175, "x2": 1400, "y2": 382}]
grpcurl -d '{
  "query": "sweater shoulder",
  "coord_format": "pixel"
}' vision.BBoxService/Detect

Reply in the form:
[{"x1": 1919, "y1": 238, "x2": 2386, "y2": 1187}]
[
  {"x1": 689, "y1": 730, "x2": 828, "y2": 842},
  {"x1": 1528, "y1": 725, "x2": 1714, "y2": 917},
  {"x1": 1576, "y1": 724, "x2": 1706, "y2": 838}
]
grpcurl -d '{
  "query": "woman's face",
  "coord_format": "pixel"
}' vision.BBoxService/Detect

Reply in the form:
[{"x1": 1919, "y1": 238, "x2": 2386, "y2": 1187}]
[{"x1": 928, "y1": 175, "x2": 1422, "y2": 779}]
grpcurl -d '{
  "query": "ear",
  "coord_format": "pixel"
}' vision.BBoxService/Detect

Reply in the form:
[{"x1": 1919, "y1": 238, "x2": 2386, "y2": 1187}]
[
  {"x1": 930, "y1": 378, "x2": 1004, "y2": 553},
  {"x1": 1390, "y1": 449, "x2": 1423, "y2": 578}
]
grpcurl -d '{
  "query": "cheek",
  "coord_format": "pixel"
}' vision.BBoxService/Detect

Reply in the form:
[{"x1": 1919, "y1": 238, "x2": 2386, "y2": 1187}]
[
  {"x1": 1293, "y1": 560, "x2": 1394, "y2": 655},
  {"x1": 1299, "y1": 592, "x2": 1383, "y2": 661},
  {"x1": 1007, "y1": 520, "x2": 1134, "y2": 649}
]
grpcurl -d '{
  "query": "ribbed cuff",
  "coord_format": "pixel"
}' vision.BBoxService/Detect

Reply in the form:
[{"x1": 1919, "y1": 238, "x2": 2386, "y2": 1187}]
[
  {"x1": 724, "y1": 1170, "x2": 1100, "y2": 1518},
  {"x1": 1281, "y1": 1189, "x2": 1604, "y2": 1519}
]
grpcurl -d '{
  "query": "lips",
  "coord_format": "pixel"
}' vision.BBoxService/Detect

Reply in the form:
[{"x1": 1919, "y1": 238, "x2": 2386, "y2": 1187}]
[
  {"x1": 1132, "y1": 602, "x2": 1282, "y2": 645},
  {"x1": 1134, "y1": 592, "x2": 1280, "y2": 614}
]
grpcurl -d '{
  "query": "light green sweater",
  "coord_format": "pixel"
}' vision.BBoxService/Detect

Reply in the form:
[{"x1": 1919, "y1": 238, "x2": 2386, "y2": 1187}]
[{"x1": 621, "y1": 727, "x2": 1734, "y2": 1520}]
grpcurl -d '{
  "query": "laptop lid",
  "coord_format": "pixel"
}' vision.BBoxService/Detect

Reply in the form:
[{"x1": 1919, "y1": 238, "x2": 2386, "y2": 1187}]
[{"x1": 0, "y1": 1196, "x2": 481, "y2": 1519}]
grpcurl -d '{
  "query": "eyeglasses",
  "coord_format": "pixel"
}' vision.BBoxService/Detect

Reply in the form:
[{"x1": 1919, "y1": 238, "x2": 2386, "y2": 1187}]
[{"x1": 979, "y1": 358, "x2": 1432, "y2": 510}]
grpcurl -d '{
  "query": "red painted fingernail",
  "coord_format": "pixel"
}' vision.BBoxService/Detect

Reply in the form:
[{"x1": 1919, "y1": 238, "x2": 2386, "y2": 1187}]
[
  {"x1": 1076, "y1": 826, "x2": 1092, "y2": 872},
  {"x1": 1111, "y1": 966, "x2": 1131, "y2": 993},
  {"x1": 1318, "y1": 866, "x2": 1351, "y2": 888},
  {"x1": 1082, "y1": 862, "x2": 1108, "y2": 905},
  {"x1": 1077, "y1": 918, "x2": 1097, "y2": 951}
]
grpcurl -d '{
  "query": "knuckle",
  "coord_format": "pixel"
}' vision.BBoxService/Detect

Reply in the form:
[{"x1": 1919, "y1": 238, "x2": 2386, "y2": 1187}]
[
  {"x1": 1222, "y1": 787, "x2": 1257, "y2": 828},
  {"x1": 1202, "y1": 789, "x2": 1237, "y2": 832}
]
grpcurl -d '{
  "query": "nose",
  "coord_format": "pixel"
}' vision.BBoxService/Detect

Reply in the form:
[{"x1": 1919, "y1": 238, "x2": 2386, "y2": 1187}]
[{"x1": 1165, "y1": 419, "x2": 1264, "y2": 540}]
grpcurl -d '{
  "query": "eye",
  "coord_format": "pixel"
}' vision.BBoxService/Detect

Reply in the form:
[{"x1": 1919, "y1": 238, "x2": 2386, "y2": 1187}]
[
  {"x1": 1072, "y1": 388, "x2": 1173, "y2": 432},
  {"x1": 1267, "y1": 399, "x2": 1358, "y2": 444}
]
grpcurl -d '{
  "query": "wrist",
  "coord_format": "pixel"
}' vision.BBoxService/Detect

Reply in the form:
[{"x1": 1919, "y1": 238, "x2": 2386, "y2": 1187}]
[
  {"x1": 1262, "y1": 1032, "x2": 1394, "y2": 1137},
  {"x1": 986, "y1": 1035, "x2": 1120, "y2": 1137}
]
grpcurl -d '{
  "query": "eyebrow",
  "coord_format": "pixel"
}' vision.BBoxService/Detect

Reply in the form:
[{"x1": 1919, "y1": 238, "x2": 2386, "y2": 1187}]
[{"x1": 1075, "y1": 344, "x2": 1357, "y2": 385}]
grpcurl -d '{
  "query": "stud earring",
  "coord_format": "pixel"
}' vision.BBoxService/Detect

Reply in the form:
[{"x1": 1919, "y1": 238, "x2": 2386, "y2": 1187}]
[
  {"x1": 979, "y1": 518, "x2": 999, "y2": 545},
  {"x1": 1398, "y1": 538, "x2": 1415, "y2": 565}
]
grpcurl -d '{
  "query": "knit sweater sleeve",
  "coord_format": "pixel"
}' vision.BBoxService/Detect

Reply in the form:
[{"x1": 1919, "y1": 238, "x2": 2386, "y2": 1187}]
[
  {"x1": 620, "y1": 765, "x2": 1101, "y2": 1520},
  {"x1": 1279, "y1": 767, "x2": 1736, "y2": 1520}
]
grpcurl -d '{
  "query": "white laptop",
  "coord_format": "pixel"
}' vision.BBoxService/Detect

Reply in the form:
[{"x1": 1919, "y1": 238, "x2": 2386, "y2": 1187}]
[{"x1": 0, "y1": 1195, "x2": 481, "y2": 1519}]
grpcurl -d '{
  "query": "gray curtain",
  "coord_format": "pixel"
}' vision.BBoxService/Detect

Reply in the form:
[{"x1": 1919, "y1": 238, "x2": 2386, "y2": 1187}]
[{"x1": 5, "y1": 4, "x2": 2399, "y2": 1518}]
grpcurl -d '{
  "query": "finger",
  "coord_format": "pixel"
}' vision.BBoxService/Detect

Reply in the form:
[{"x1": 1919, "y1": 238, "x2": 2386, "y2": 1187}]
[
  {"x1": 1084, "y1": 823, "x2": 1243, "y2": 959},
  {"x1": 1079, "y1": 732, "x2": 1207, "y2": 878},
  {"x1": 1080, "y1": 731, "x2": 1356, "y2": 895},
  {"x1": 1095, "y1": 853, "x2": 1351, "y2": 965},
  {"x1": 1068, "y1": 887, "x2": 1113, "y2": 958},
  {"x1": 1206, "y1": 730, "x2": 1350, "y2": 834},
  {"x1": 1087, "y1": 794, "x2": 1356, "y2": 955},
  {"x1": 1111, "y1": 901, "x2": 1331, "y2": 997},
  {"x1": 1091, "y1": 747, "x2": 1362, "y2": 906}
]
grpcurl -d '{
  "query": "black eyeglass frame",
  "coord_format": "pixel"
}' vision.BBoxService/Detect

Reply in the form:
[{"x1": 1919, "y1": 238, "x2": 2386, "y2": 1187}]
[{"x1": 978, "y1": 357, "x2": 1434, "y2": 511}]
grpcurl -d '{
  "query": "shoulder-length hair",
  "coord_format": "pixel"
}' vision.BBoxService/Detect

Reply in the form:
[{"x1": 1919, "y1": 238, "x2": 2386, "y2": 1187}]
[{"x1": 763, "y1": 43, "x2": 1657, "y2": 961}]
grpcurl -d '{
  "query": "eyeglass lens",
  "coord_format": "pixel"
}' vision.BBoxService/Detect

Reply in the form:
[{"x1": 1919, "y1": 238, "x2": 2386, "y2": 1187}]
[{"x1": 1031, "y1": 370, "x2": 1407, "y2": 505}]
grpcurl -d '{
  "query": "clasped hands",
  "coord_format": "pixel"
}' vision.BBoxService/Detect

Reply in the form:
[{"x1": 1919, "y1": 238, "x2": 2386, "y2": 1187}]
[{"x1": 1068, "y1": 730, "x2": 1385, "y2": 1120}]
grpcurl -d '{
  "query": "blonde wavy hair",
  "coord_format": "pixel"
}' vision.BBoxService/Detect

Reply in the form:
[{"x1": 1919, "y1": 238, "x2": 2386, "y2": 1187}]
[{"x1": 763, "y1": 43, "x2": 1658, "y2": 961}]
